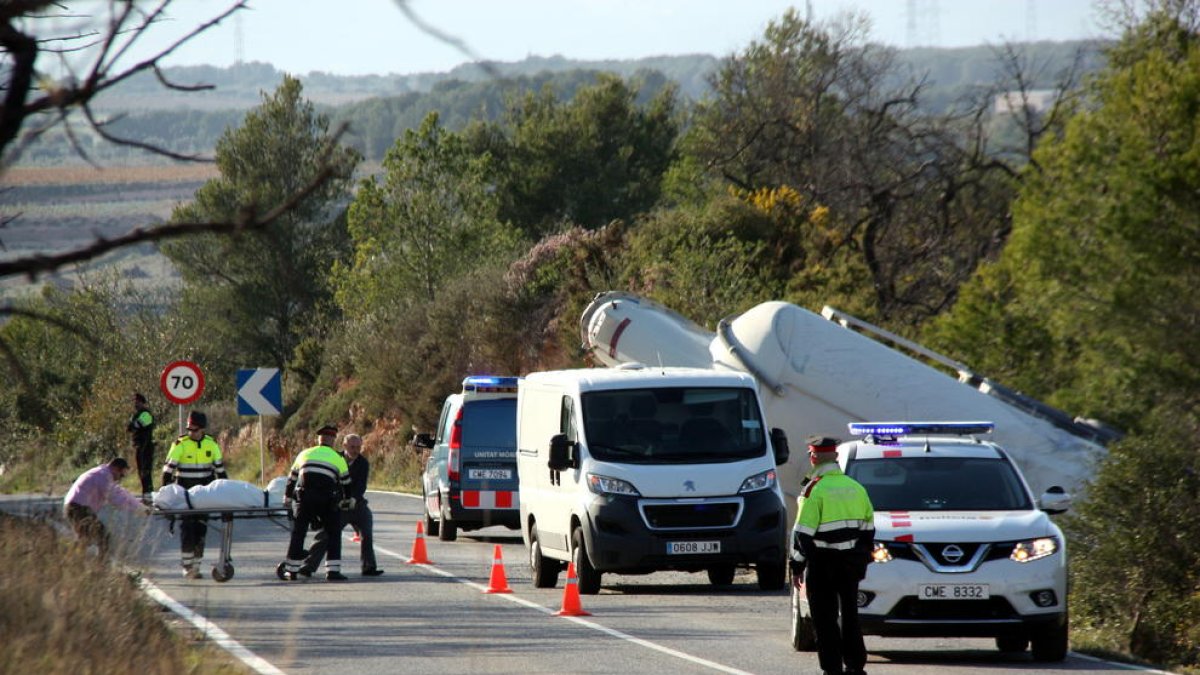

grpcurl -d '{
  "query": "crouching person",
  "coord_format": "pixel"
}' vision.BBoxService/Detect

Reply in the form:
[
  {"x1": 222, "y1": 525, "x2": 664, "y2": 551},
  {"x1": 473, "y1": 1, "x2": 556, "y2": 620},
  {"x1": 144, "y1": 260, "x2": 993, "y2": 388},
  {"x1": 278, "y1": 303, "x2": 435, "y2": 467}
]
[{"x1": 281, "y1": 424, "x2": 352, "y2": 582}]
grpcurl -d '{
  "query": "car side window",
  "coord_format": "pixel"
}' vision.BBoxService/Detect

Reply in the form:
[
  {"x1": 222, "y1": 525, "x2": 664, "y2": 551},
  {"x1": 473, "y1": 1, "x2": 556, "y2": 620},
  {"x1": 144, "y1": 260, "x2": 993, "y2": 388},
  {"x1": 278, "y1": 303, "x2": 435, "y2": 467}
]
[
  {"x1": 560, "y1": 395, "x2": 578, "y2": 442},
  {"x1": 434, "y1": 401, "x2": 453, "y2": 445}
]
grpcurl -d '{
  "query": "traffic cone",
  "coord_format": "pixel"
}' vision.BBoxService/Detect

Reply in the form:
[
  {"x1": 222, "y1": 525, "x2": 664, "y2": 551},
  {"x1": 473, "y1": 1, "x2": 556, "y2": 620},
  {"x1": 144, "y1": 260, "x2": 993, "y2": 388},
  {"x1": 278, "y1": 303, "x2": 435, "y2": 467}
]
[
  {"x1": 406, "y1": 521, "x2": 432, "y2": 564},
  {"x1": 351, "y1": 527, "x2": 362, "y2": 543},
  {"x1": 484, "y1": 544, "x2": 513, "y2": 594},
  {"x1": 554, "y1": 561, "x2": 592, "y2": 616}
]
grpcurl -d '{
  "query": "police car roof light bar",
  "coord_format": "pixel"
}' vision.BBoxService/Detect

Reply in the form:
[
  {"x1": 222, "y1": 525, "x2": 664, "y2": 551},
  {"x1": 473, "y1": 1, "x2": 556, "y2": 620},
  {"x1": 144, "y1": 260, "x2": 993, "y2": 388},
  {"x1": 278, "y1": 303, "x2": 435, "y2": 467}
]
[
  {"x1": 847, "y1": 421, "x2": 995, "y2": 437},
  {"x1": 462, "y1": 375, "x2": 520, "y2": 394}
]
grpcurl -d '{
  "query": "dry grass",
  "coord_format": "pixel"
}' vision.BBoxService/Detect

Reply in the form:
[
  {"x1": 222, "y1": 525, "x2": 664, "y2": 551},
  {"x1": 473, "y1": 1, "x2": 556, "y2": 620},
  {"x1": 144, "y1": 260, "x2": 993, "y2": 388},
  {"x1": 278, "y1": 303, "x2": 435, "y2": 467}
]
[
  {"x1": 4, "y1": 164, "x2": 218, "y2": 187},
  {"x1": 0, "y1": 513, "x2": 248, "y2": 675}
]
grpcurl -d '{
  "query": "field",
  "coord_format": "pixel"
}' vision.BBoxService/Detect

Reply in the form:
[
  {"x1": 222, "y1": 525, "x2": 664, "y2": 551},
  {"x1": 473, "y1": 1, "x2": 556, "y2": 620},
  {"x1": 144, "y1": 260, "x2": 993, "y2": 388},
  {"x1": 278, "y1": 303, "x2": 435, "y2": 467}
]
[{"x1": 1, "y1": 164, "x2": 218, "y2": 298}]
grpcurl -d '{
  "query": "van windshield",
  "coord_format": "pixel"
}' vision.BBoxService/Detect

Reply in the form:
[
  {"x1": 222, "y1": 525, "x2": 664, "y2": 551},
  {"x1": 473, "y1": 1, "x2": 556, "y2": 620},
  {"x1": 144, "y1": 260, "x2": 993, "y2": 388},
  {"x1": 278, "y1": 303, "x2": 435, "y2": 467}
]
[{"x1": 581, "y1": 387, "x2": 766, "y2": 464}]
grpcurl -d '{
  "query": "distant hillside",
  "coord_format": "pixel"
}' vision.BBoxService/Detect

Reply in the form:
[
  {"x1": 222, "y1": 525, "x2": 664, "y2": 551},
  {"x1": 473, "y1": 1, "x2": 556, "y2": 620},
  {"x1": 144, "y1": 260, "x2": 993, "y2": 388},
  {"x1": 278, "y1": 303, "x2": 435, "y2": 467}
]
[{"x1": 23, "y1": 41, "x2": 1105, "y2": 167}]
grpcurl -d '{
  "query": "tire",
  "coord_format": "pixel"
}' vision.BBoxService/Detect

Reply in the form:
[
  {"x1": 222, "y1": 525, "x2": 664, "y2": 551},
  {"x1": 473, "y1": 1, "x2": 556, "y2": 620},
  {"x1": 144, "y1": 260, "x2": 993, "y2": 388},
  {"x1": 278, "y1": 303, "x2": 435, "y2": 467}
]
[
  {"x1": 529, "y1": 523, "x2": 560, "y2": 588},
  {"x1": 422, "y1": 488, "x2": 439, "y2": 537},
  {"x1": 790, "y1": 579, "x2": 817, "y2": 651},
  {"x1": 1030, "y1": 615, "x2": 1069, "y2": 662},
  {"x1": 995, "y1": 636, "x2": 1029, "y2": 653},
  {"x1": 757, "y1": 560, "x2": 787, "y2": 591},
  {"x1": 707, "y1": 564, "x2": 736, "y2": 586},
  {"x1": 571, "y1": 527, "x2": 601, "y2": 595},
  {"x1": 212, "y1": 562, "x2": 234, "y2": 582},
  {"x1": 437, "y1": 492, "x2": 457, "y2": 541}
]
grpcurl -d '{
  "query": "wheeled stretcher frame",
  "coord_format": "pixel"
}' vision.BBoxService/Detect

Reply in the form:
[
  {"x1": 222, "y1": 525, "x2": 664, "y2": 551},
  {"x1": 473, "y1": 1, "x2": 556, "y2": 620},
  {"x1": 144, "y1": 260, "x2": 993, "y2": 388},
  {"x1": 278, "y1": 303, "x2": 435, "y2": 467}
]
[{"x1": 154, "y1": 506, "x2": 290, "y2": 582}]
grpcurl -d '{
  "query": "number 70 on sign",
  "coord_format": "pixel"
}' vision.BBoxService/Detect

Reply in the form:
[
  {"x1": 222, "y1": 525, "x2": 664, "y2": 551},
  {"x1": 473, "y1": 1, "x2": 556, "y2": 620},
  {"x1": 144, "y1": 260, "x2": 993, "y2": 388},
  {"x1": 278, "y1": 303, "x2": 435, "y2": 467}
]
[{"x1": 160, "y1": 361, "x2": 206, "y2": 405}]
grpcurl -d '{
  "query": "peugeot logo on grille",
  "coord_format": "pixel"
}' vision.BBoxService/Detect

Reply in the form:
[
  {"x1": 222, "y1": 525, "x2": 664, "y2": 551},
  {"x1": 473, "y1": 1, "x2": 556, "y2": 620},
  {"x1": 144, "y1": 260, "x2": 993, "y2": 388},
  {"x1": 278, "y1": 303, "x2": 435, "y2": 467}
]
[
  {"x1": 941, "y1": 544, "x2": 965, "y2": 563},
  {"x1": 683, "y1": 480, "x2": 696, "y2": 492}
]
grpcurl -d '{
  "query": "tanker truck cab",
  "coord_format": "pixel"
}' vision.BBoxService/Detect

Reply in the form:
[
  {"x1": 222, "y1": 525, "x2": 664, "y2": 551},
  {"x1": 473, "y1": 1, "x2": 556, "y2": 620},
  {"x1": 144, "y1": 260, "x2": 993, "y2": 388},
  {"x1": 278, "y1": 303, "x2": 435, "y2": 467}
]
[
  {"x1": 517, "y1": 365, "x2": 791, "y2": 594},
  {"x1": 415, "y1": 376, "x2": 521, "y2": 542}
]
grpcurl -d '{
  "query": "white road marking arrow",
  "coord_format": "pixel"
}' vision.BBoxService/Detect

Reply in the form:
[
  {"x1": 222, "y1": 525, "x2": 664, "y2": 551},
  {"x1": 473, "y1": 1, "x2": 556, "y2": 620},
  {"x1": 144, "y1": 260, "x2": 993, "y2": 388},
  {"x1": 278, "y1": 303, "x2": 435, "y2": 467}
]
[{"x1": 239, "y1": 368, "x2": 281, "y2": 415}]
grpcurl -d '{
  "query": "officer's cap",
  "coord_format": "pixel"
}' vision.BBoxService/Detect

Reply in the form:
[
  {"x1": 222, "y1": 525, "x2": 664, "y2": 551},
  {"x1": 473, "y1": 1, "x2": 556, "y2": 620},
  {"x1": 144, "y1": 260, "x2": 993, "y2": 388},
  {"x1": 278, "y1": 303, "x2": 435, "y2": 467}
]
[
  {"x1": 806, "y1": 435, "x2": 840, "y2": 451},
  {"x1": 316, "y1": 424, "x2": 338, "y2": 436},
  {"x1": 186, "y1": 411, "x2": 207, "y2": 430}
]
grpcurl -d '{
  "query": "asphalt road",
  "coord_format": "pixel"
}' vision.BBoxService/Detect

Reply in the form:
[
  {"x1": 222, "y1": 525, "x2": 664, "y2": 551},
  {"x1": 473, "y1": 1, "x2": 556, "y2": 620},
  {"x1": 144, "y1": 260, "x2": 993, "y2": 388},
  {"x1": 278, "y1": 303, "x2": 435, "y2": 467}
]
[{"x1": 3, "y1": 491, "x2": 1170, "y2": 675}]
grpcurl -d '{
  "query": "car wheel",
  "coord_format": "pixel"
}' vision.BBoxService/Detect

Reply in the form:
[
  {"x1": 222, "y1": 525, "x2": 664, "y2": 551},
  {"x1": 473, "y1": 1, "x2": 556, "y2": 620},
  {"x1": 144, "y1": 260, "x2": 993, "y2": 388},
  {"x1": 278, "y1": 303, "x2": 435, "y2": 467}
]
[
  {"x1": 995, "y1": 636, "x2": 1029, "y2": 653},
  {"x1": 571, "y1": 527, "x2": 601, "y2": 595},
  {"x1": 790, "y1": 575, "x2": 817, "y2": 651},
  {"x1": 438, "y1": 499, "x2": 458, "y2": 542},
  {"x1": 707, "y1": 564, "x2": 736, "y2": 586},
  {"x1": 757, "y1": 560, "x2": 787, "y2": 591},
  {"x1": 422, "y1": 488, "x2": 439, "y2": 537},
  {"x1": 529, "y1": 523, "x2": 560, "y2": 588},
  {"x1": 1030, "y1": 615, "x2": 1069, "y2": 662}
]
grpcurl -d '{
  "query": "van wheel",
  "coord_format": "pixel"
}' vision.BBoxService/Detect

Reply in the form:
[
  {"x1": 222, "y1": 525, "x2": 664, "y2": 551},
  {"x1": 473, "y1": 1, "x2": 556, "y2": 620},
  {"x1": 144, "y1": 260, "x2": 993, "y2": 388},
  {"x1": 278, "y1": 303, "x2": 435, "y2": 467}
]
[
  {"x1": 437, "y1": 495, "x2": 457, "y2": 542},
  {"x1": 1030, "y1": 615, "x2": 1069, "y2": 662},
  {"x1": 571, "y1": 527, "x2": 601, "y2": 595},
  {"x1": 790, "y1": 579, "x2": 817, "y2": 651},
  {"x1": 422, "y1": 488, "x2": 439, "y2": 537},
  {"x1": 529, "y1": 524, "x2": 559, "y2": 588},
  {"x1": 757, "y1": 560, "x2": 786, "y2": 590},
  {"x1": 707, "y1": 564, "x2": 736, "y2": 586}
]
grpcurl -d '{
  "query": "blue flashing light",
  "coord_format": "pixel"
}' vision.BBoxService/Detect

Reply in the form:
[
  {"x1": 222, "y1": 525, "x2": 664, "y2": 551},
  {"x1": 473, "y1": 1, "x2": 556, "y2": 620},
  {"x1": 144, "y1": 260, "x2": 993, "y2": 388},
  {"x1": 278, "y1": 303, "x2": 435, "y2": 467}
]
[
  {"x1": 462, "y1": 375, "x2": 520, "y2": 393},
  {"x1": 847, "y1": 421, "x2": 995, "y2": 437}
]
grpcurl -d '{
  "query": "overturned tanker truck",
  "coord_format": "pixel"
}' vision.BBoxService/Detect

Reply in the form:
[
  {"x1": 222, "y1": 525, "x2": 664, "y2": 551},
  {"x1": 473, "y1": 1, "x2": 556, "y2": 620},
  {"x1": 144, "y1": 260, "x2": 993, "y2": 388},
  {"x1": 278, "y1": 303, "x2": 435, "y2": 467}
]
[{"x1": 580, "y1": 291, "x2": 1119, "y2": 521}]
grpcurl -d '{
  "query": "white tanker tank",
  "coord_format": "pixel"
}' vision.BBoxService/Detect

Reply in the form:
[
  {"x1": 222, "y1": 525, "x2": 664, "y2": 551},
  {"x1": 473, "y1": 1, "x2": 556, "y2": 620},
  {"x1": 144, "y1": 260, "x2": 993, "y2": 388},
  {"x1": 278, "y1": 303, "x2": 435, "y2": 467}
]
[{"x1": 581, "y1": 291, "x2": 1116, "y2": 518}]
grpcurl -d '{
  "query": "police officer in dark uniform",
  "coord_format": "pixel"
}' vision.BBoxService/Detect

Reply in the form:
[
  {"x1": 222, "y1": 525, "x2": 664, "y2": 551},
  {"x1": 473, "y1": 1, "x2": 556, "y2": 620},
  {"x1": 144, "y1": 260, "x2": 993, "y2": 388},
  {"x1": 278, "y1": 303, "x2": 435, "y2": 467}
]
[
  {"x1": 280, "y1": 424, "x2": 353, "y2": 582},
  {"x1": 162, "y1": 410, "x2": 227, "y2": 579},
  {"x1": 127, "y1": 392, "x2": 156, "y2": 499},
  {"x1": 792, "y1": 436, "x2": 876, "y2": 675}
]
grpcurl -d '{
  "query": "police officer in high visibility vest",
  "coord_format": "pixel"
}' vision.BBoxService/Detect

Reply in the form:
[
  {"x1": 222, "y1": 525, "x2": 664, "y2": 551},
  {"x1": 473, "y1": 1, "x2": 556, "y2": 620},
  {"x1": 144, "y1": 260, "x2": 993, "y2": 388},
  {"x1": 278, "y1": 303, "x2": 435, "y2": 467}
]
[
  {"x1": 162, "y1": 410, "x2": 227, "y2": 579},
  {"x1": 281, "y1": 424, "x2": 353, "y2": 582},
  {"x1": 792, "y1": 436, "x2": 875, "y2": 675}
]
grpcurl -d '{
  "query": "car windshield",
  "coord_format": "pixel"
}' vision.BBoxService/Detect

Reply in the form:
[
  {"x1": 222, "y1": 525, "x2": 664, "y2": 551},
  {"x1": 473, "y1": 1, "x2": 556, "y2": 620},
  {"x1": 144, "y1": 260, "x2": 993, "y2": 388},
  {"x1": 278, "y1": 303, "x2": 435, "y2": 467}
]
[
  {"x1": 581, "y1": 387, "x2": 766, "y2": 464},
  {"x1": 847, "y1": 456, "x2": 1033, "y2": 511}
]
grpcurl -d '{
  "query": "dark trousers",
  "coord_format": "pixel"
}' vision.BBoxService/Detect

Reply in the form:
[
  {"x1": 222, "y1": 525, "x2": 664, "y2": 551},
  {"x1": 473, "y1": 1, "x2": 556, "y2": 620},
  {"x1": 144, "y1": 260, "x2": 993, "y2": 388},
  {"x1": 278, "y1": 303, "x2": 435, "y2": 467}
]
[
  {"x1": 134, "y1": 441, "x2": 155, "y2": 494},
  {"x1": 304, "y1": 502, "x2": 377, "y2": 572},
  {"x1": 180, "y1": 517, "x2": 207, "y2": 562},
  {"x1": 65, "y1": 503, "x2": 110, "y2": 557},
  {"x1": 286, "y1": 492, "x2": 342, "y2": 571},
  {"x1": 805, "y1": 551, "x2": 868, "y2": 674}
]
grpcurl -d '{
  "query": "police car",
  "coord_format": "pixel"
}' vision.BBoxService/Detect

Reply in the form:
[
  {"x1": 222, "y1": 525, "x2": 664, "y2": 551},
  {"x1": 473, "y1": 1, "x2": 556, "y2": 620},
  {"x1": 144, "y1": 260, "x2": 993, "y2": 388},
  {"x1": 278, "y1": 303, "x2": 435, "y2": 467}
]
[
  {"x1": 414, "y1": 376, "x2": 521, "y2": 541},
  {"x1": 790, "y1": 422, "x2": 1071, "y2": 661}
]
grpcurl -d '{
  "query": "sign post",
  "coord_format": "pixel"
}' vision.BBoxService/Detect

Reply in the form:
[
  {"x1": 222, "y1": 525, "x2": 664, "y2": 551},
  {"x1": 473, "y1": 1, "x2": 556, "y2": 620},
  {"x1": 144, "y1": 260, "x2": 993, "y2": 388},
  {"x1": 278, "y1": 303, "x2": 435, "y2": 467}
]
[
  {"x1": 160, "y1": 361, "x2": 205, "y2": 435},
  {"x1": 237, "y1": 368, "x2": 282, "y2": 485}
]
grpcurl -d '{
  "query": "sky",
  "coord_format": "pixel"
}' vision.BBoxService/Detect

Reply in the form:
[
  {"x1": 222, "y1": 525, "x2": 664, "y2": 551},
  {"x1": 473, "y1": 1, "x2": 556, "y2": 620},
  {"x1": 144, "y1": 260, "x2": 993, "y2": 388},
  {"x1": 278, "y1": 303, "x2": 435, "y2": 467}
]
[{"x1": 50, "y1": 0, "x2": 1107, "y2": 77}]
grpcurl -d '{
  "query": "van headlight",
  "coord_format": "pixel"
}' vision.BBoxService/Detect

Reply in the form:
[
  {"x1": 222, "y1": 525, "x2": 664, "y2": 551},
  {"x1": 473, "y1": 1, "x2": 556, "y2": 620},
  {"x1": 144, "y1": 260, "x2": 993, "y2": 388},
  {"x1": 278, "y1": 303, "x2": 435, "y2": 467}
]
[
  {"x1": 587, "y1": 474, "x2": 641, "y2": 496},
  {"x1": 738, "y1": 469, "x2": 777, "y2": 493},
  {"x1": 1010, "y1": 536, "x2": 1059, "y2": 562}
]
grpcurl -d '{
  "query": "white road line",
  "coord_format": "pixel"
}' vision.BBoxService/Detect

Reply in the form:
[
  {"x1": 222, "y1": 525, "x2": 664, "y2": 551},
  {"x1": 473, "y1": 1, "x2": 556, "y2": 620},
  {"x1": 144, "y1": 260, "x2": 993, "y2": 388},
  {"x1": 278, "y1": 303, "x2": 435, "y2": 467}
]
[
  {"x1": 375, "y1": 542, "x2": 754, "y2": 675},
  {"x1": 138, "y1": 577, "x2": 287, "y2": 675}
]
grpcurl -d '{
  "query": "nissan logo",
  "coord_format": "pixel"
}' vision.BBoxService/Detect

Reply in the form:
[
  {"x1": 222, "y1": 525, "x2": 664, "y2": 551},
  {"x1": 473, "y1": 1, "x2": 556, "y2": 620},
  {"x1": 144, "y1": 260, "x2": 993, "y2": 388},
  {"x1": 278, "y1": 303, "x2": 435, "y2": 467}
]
[
  {"x1": 683, "y1": 480, "x2": 696, "y2": 492},
  {"x1": 941, "y1": 544, "x2": 965, "y2": 563}
]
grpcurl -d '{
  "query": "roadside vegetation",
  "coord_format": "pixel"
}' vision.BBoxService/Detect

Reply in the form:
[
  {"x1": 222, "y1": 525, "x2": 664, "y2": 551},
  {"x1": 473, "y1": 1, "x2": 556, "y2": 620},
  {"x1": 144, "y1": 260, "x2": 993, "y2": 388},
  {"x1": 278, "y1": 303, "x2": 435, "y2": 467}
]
[{"x1": 2, "y1": 2, "x2": 1199, "y2": 672}]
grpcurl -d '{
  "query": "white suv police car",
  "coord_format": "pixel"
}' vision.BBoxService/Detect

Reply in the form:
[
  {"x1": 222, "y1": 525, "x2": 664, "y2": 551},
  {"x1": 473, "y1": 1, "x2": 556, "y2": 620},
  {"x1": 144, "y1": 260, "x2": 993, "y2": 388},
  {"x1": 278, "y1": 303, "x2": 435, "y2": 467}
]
[{"x1": 791, "y1": 422, "x2": 1071, "y2": 661}]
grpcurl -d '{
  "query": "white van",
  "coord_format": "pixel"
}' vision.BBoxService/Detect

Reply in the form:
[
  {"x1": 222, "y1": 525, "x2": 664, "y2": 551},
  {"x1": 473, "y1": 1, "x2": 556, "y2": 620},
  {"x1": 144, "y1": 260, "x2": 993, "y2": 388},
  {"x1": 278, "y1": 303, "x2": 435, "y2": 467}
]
[{"x1": 517, "y1": 364, "x2": 792, "y2": 594}]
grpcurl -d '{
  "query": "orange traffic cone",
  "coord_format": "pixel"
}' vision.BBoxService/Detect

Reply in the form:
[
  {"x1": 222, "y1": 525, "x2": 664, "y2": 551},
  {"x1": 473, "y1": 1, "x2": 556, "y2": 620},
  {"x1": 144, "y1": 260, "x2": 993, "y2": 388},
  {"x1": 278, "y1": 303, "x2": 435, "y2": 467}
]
[
  {"x1": 351, "y1": 528, "x2": 362, "y2": 543},
  {"x1": 406, "y1": 521, "x2": 432, "y2": 564},
  {"x1": 554, "y1": 561, "x2": 592, "y2": 616},
  {"x1": 484, "y1": 544, "x2": 513, "y2": 594}
]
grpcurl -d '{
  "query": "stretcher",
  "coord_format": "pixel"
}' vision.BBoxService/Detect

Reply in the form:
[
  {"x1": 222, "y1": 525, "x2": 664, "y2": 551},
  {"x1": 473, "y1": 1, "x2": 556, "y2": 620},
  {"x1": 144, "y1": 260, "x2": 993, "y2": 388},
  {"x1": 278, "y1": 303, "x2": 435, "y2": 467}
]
[{"x1": 154, "y1": 505, "x2": 291, "y2": 582}]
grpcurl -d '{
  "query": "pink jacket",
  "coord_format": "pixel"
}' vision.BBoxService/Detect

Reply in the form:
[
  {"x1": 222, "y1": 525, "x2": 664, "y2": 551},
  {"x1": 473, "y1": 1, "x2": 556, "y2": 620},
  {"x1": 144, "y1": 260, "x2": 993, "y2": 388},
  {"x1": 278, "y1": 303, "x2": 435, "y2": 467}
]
[{"x1": 63, "y1": 464, "x2": 143, "y2": 512}]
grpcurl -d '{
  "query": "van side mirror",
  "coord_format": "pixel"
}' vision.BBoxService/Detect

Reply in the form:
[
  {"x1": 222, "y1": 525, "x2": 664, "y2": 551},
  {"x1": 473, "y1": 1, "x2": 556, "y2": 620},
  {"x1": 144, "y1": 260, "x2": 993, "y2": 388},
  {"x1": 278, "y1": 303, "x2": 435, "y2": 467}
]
[
  {"x1": 412, "y1": 433, "x2": 434, "y2": 450},
  {"x1": 770, "y1": 428, "x2": 790, "y2": 465},
  {"x1": 548, "y1": 434, "x2": 575, "y2": 471},
  {"x1": 1038, "y1": 485, "x2": 1071, "y2": 514}
]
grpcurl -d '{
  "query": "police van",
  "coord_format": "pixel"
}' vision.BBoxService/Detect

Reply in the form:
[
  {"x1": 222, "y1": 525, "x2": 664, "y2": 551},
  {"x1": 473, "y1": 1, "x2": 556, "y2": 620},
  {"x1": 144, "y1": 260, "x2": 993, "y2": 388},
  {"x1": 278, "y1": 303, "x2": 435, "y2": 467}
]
[
  {"x1": 790, "y1": 422, "x2": 1071, "y2": 661},
  {"x1": 517, "y1": 364, "x2": 792, "y2": 594},
  {"x1": 414, "y1": 376, "x2": 521, "y2": 541}
]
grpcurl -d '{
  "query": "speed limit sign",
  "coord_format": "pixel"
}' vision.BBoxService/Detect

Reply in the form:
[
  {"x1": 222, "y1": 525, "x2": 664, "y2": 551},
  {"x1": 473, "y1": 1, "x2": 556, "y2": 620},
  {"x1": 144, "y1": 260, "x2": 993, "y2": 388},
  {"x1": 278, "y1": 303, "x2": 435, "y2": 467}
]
[{"x1": 160, "y1": 361, "x2": 205, "y2": 405}]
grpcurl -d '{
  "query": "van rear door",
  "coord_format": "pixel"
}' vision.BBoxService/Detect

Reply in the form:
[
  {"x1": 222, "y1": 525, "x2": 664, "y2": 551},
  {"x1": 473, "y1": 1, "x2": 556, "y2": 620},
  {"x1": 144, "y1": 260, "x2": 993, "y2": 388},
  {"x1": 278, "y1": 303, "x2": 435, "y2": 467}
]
[{"x1": 459, "y1": 398, "x2": 519, "y2": 509}]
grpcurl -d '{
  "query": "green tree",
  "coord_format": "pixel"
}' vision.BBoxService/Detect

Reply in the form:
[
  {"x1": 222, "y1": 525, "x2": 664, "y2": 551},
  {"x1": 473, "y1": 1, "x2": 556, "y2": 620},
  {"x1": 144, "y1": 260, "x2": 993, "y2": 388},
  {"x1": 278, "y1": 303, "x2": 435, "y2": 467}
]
[
  {"x1": 161, "y1": 76, "x2": 358, "y2": 377},
  {"x1": 464, "y1": 73, "x2": 679, "y2": 238}
]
